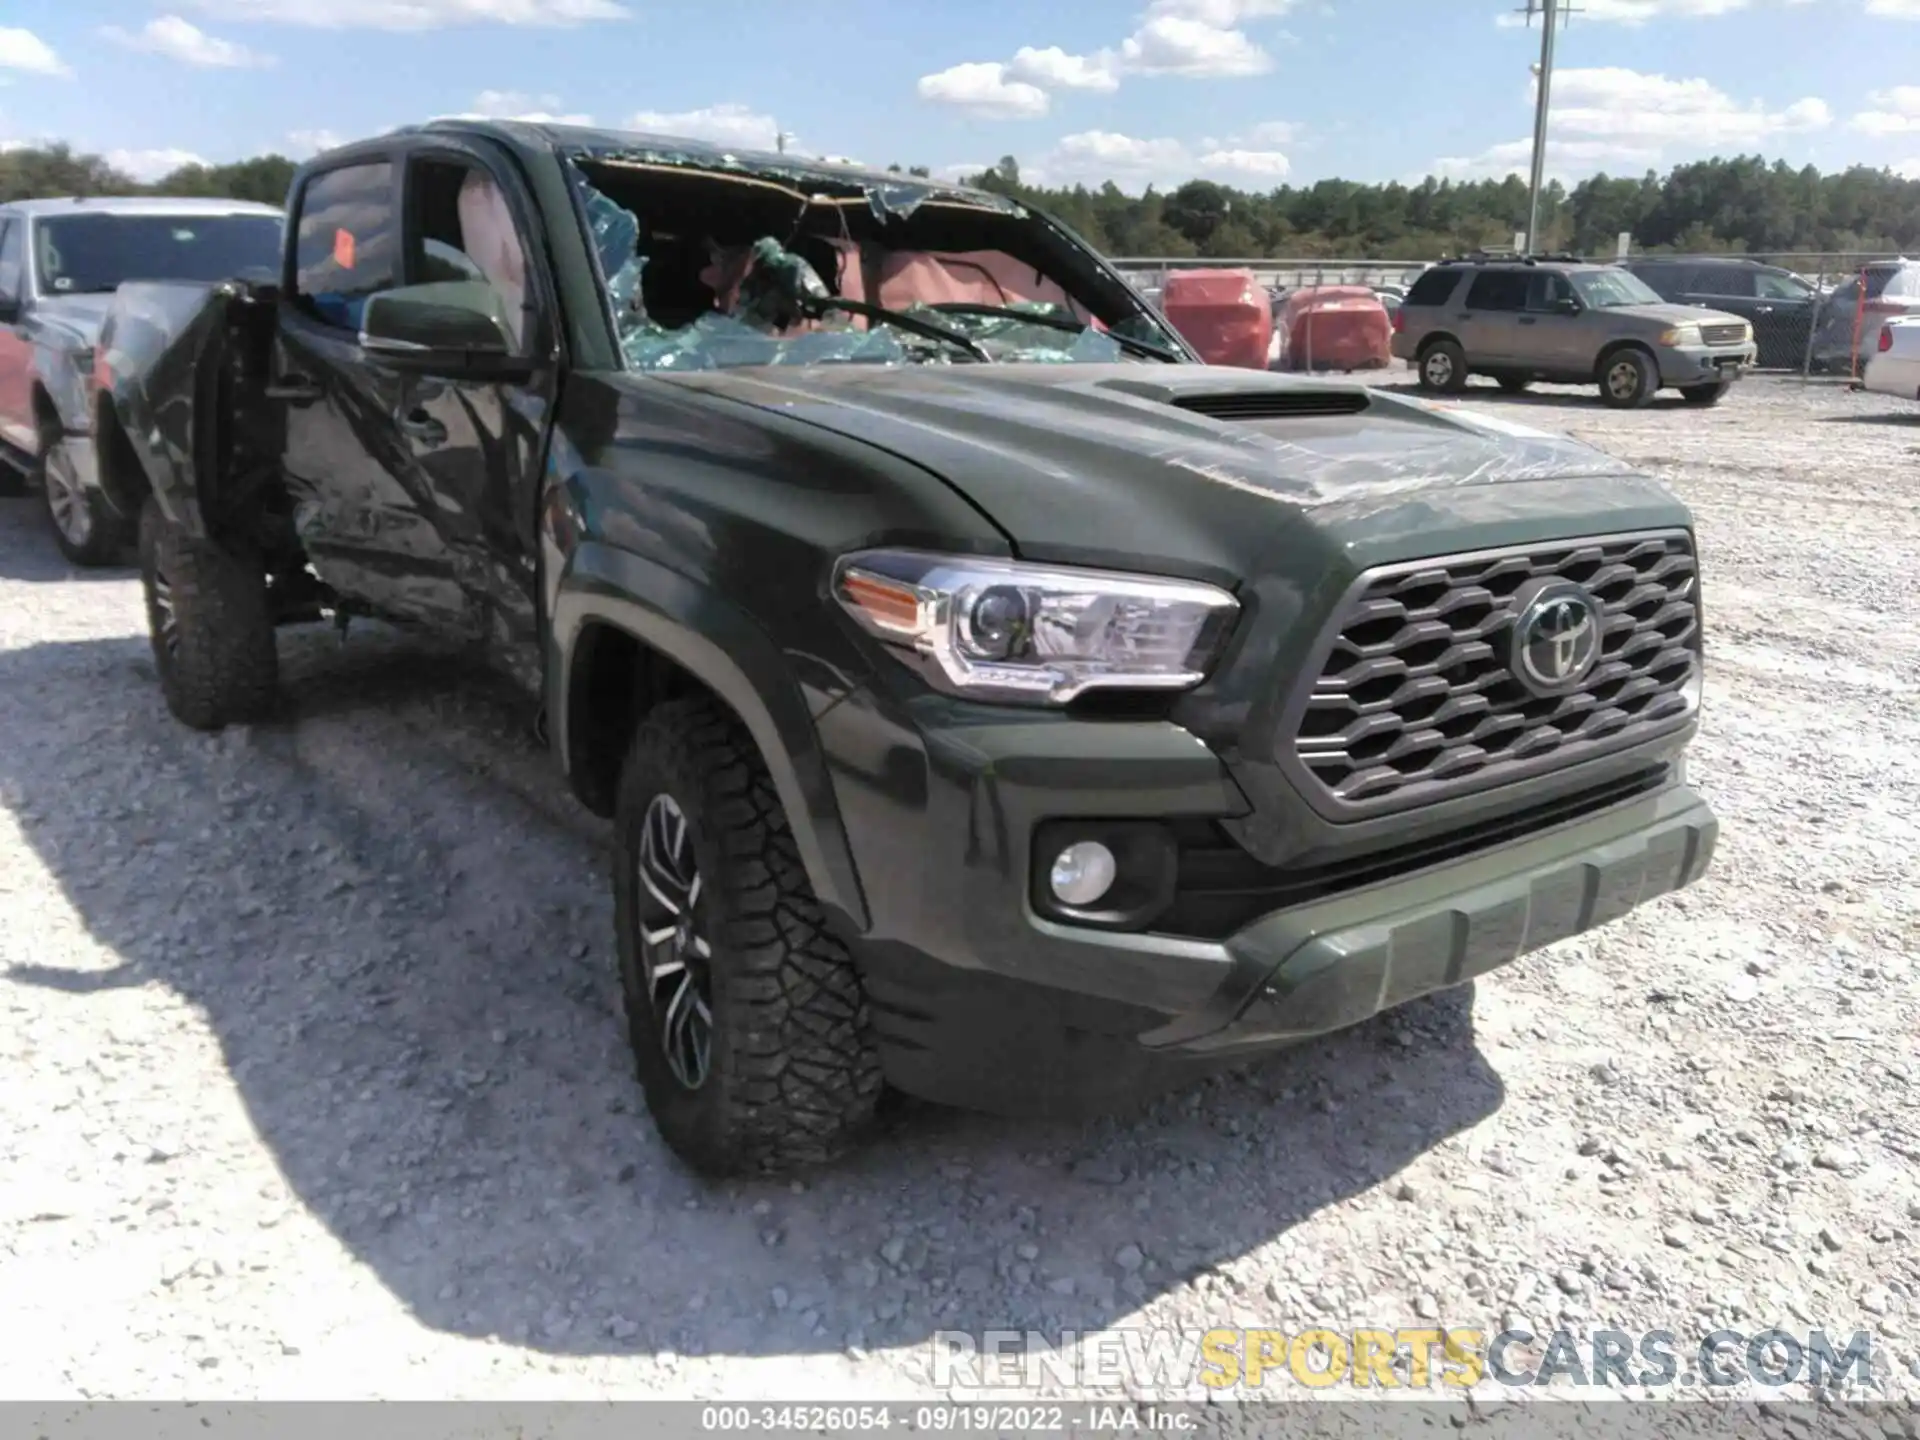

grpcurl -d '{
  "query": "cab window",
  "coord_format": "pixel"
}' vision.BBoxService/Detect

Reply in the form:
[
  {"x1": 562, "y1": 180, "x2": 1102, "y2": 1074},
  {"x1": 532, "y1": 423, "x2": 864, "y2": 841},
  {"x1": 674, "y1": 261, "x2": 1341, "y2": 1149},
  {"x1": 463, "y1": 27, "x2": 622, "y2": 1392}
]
[
  {"x1": 1755, "y1": 271, "x2": 1812, "y2": 301},
  {"x1": 0, "y1": 218, "x2": 23, "y2": 303},
  {"x1": 292, "y1": 161, "x2": 398, "y2": 331},
  {"x1": 1525, "y1": 271, "x2": 1574, "y2": 310},
  {"x1": 404, "y1": 156, "x2": 534, "y2": 353},
  {"x1": 1464, "y1": 271, "x2": 1529, "y2": 311}
]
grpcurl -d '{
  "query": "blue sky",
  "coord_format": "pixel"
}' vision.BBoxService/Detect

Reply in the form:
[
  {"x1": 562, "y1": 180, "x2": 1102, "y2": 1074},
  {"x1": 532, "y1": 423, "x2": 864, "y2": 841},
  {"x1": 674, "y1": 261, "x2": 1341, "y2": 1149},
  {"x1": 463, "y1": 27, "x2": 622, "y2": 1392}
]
[{"x1": 3, "y1": 0, "x2": 1919, "y2": 189}]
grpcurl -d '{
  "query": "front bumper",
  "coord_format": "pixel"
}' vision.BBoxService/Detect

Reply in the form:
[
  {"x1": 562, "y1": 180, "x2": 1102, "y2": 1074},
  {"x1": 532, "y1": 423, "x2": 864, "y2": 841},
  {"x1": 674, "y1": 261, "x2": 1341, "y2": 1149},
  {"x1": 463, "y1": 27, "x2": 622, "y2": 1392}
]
[
  {"x1": 1658, "y1": 343, "x2": 1756, "y2": 387},
  {"x1": 823, "y1": 690, "x2": 1716, "y2": 1115}
]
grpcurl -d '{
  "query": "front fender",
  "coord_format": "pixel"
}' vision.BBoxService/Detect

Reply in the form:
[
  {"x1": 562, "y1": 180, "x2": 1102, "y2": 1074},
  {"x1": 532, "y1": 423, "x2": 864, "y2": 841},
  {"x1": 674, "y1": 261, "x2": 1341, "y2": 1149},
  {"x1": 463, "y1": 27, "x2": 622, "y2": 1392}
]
[
  {"x1": 549, "y1": 540, "x2": 871, "y2": 934},
  {"x1": 93, "y1": 280, "x2": 249, "y2": 537},
  {"x1": 29, "y1": 341, "x2": 91, "y2": 435}
]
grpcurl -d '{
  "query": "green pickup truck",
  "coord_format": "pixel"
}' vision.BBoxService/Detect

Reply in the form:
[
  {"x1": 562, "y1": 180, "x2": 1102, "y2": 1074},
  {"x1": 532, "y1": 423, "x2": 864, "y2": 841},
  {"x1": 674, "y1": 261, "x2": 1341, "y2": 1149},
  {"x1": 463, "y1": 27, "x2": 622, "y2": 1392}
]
[{"x1": 90, "y1": 119, "x2": 1717, "y2": 1175}]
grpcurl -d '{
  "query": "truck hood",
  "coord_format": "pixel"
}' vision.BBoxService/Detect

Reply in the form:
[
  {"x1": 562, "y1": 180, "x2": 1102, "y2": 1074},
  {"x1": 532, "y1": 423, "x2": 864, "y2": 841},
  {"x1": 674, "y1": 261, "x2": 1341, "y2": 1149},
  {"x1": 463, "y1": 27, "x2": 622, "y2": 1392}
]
[
  {"x1": 1607, "y1": 301, "x2": 1745, "y2": 328},
  {"x1": 654, "y1": 363, "x2": 1685, "y2": 583},
  {"x1": 27, "y1": 292, "x2": 116, "y2": 348}
]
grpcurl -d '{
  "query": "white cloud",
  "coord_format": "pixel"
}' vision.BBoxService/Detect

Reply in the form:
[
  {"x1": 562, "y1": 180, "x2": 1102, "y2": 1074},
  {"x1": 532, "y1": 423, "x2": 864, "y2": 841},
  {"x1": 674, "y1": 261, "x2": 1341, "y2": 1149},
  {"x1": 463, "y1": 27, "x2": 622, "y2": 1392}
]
[
  {"x1": 0, "y1": 27, "x2": 70, "y2": 76},
  {"x1": 101, "y1": 15, "x2": 273, "y2": 67},
  {"x1": 1430, "y1": 137, "x2": 1664, "y2": 181},
  {"x1": 1852, "y1": 86, "x2": 1920, "y2": 135},
  {"x1": 1118, "y1": 15, "x2": 1272, "y2": 76},
  {"x1": 1864, "y1": 0, "x2": 1920, "y2": 13},
  {"x1": 107, "y1": 147, "x2": 210, "y2": 181},
  {"x1": 625, "y1": 103, "x2": 788, "y2": 151},
  {"x1": 184, "y1": 0, "x2": 625, "y2": 29},
  {"x1": 285, "y1": 128, "x2": 344, "y2": 156},
  {"x1": 1195, "y1": 147, "x2": 1292, "y2": 179},
  {"x1": 1030, "y1": 128, "x2": 1292, "y2": 190},
  {"x1": 460, "y1": 89, "x2": 592, "y2": 124},
  {"x1": 1431, "y1": 66, "x2": 1830, "y2": 181},
  {"x1": 916, "y1": 62, "x2": 1051, "y2": 119},
  {"x1": 1007, "y1": 45, "x2": 1118, "y2": 92},
  {"x1": 1545, "y1": 67, "x2": 1830, "y2": 146},
  {"x1": 915, "y1": 0, "x2": 1293, "y2": 113},
  {"x1": 1897, "y1": 158, "x2": 1920, "y2": 178}
]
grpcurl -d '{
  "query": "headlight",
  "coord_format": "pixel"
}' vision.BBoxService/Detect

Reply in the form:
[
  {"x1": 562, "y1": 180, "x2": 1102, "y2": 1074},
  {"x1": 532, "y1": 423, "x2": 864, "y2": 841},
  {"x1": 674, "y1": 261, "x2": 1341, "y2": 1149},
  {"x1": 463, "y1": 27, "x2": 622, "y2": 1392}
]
[
  {"x1": 1658, "y1": 324, "x2": 1703, "y2": 347},
  {"x1": 833, "y1": 549, "x2": 1239, "y2": 704}
]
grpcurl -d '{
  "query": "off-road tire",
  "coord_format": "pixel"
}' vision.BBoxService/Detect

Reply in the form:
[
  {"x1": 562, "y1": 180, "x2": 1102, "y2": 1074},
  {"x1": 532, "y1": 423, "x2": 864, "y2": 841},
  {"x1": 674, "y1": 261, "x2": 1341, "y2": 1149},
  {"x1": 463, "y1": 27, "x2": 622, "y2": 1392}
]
[
  {"x1": 138, "y1": 498, "x2": 279, "y2": 731},
  {"x1": 1681, "y1": 381, "x2": 1731, "y2": 406},
  {"x1": 1598, "y1": 347, "x2": 1656, "y2": 409},
  {"x1": 39, "y1": 423, "x2": 129, "y2": 567},
  {"x1": 613, "y1": 694, "x2": 883, "y2": 1176},
  {"x1": 1417, "y1": 338, "x2": 1469, "y2": 394},
  {"x1": 1495, "y1": 375, "x2": 1532, "y2": 395}
]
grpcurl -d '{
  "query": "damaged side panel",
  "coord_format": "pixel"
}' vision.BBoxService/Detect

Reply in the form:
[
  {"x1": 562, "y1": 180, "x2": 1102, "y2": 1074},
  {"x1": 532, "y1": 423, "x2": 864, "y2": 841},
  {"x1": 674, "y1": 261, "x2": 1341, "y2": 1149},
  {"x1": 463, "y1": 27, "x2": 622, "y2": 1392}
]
[{"x1": 95, "y1": 278, "x2": 285, "y2": 543}]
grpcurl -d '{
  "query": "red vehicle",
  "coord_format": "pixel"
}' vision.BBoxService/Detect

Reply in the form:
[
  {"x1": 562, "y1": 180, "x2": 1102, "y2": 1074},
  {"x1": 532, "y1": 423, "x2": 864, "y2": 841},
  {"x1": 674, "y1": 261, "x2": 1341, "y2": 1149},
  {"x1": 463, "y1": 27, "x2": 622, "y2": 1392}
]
[
  {"x1": 1276, "y1": 285, "x2": 1392, "y2": 372},
  {"x1": 1158, "y1": 268, "x2": 1272, "y2": 369}
]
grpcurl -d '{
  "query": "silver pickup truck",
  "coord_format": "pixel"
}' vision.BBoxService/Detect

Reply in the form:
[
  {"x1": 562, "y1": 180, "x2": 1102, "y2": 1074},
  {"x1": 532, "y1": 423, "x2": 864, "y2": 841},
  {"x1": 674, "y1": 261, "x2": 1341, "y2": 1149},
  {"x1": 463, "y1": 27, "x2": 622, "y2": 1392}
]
[{"x1": 0, "y1": 196, "x2": 282, "y2": 563}]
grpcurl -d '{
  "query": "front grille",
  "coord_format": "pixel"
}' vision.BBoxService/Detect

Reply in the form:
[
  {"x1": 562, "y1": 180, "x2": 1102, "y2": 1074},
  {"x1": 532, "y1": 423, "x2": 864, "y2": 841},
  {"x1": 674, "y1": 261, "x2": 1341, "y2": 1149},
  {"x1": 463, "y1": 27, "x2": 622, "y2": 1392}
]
[
  {"x1": 1174, "y1": 389, "x2": 1370, "y2": 421},
  {"x1": 1285, "y1": 531, "x2": 1700, "y2": 818},
  {"x1": 1701, "y1": 323, "x2": 1746, "y2": 346}
]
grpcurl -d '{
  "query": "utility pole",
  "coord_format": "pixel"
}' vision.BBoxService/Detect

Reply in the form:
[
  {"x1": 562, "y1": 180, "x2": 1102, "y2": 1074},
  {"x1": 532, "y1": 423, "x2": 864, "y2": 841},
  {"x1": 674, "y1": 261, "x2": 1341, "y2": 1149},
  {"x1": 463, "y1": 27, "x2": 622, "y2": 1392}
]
[
  {"x1": 1518, "y1": 0, "x2": 1569, "y2": 255},
  {"x1": 775, "y1": 130, "x2": 791, "y2": 155}
]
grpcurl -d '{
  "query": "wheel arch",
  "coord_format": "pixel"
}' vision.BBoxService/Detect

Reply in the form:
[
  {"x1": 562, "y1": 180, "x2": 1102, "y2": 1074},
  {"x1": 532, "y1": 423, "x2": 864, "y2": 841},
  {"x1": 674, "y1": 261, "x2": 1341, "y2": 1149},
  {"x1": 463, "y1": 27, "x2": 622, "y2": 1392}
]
[
  {"x1": 1415, "y1": 331, "x2": 1462, "y2": 358},
  {"x1": 1594, "y1": 338, "x2": 1658, "y2": 381},
  {"x1": 551, "y1": 540, "x2": 871, "y2": 934}
]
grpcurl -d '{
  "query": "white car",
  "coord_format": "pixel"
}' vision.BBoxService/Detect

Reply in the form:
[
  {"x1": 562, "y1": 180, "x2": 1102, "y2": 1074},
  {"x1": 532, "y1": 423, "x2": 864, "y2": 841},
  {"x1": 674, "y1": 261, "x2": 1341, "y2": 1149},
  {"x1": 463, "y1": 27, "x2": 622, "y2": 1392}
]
[{"x1": 1861, "y1": 316, "x2": 1920, "y2": 402}]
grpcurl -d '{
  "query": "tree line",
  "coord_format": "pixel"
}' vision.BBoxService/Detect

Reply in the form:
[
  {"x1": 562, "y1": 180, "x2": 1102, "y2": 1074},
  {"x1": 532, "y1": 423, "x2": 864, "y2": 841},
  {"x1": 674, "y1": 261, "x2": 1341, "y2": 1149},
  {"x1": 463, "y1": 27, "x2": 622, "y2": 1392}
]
[{"x1": 9, "y1": 139, "x2": 1920, "y2": 259}]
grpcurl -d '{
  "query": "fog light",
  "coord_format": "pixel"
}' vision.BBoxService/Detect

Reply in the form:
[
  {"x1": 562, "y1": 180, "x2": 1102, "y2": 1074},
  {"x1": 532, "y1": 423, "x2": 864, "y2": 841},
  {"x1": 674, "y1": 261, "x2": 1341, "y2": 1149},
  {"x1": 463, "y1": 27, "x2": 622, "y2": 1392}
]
[{"x1": 1049, "y1": 841, "x2": 1117, "y2": 907}]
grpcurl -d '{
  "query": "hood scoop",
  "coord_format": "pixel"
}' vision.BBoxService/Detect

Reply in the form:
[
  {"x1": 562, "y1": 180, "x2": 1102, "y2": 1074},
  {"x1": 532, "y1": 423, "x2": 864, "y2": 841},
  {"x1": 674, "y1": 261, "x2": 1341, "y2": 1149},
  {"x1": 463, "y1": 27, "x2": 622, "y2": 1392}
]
[{"x1": 1171, "y1": 388, "x2": 1372, "y2": 422}]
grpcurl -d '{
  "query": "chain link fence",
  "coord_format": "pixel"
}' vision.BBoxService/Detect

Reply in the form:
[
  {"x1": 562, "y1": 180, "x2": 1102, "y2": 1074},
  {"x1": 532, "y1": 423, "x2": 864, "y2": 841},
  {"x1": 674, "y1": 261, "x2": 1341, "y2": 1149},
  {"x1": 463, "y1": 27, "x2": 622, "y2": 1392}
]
[{"x1": 1110, "y1": 252, "x2": 1918, "y2": 378}]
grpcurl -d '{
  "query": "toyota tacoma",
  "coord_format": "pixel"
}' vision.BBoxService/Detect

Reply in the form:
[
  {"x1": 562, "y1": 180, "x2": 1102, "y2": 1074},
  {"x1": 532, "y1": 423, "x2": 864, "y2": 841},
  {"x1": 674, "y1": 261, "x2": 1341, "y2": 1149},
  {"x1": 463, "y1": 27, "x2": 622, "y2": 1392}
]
[{"x1": 93, "y1": 121, "x2": 1718, "y2": 1175}]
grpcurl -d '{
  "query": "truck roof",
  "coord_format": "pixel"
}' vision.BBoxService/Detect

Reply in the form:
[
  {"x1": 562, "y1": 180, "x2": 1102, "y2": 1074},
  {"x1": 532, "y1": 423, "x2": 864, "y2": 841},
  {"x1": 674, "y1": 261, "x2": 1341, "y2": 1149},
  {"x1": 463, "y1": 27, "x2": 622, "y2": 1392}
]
[
  {"x1": 354, "y1": 117, "x2": 1018, "y2": 211},
  {"x1": 0, "y1": 196, "x2": 284, "y2": 218}
]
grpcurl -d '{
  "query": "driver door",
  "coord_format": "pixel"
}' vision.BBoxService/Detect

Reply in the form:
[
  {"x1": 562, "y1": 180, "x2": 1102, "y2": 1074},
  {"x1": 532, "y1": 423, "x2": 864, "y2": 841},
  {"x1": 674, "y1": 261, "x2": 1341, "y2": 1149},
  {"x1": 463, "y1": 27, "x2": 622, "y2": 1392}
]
[
  {"x1": 1520, "y1": 270, "x2": 1588, "y2": 376},
  {"x1": 275, "y1": 155, "x2": 472, "y2": 633},
  {"x1": 388, "y1": 143, "x2": 560, "y2": 692}
]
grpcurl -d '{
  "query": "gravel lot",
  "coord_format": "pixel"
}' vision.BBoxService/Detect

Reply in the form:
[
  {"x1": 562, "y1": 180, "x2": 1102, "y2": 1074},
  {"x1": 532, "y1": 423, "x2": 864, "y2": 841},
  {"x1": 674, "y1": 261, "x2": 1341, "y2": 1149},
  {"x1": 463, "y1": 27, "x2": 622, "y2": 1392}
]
[{"x1": 0, "y1": 375, "x2": 1915, "y2": 1411}]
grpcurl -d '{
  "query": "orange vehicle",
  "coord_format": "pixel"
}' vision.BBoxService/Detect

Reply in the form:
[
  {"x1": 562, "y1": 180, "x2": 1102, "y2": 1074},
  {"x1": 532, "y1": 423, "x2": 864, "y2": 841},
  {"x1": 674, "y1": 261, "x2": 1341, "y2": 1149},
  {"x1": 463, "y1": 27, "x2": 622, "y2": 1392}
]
[
  {"x1": 1276, "y1": 285, "x2": 1392, "y2": 372},
  {"x1": 1157, "y1": 268, "x2": 1272, "y2": 369}
]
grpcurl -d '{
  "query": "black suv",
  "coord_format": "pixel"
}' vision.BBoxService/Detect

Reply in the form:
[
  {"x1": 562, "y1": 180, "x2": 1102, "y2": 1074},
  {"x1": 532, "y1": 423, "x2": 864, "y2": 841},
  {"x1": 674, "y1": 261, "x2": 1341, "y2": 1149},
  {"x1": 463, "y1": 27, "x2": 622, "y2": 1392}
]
[
  {"x1": 1623, "y1": 256, "x2": 1820, "y2": 370},
  {"x1": 91, "y1": 121, "x2": 1718, "y2": 1175}
]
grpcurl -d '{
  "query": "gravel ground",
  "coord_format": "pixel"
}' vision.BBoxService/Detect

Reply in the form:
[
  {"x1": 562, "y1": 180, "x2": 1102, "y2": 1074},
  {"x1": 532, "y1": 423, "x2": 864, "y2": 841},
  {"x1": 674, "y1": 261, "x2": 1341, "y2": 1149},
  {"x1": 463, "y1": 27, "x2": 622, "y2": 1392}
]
[{"x1": 0, "y1": 375, "x2": 1915, "y2": 1414}]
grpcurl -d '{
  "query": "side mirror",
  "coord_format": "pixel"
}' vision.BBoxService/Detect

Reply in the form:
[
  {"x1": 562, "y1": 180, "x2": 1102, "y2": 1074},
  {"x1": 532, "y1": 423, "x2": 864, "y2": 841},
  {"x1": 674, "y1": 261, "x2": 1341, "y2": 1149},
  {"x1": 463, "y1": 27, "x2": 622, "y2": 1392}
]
[
  {"x1": 359, "y1": 280, "x2": 526, "y2": 377},
  {"x1": 1557, "y1": 297, "x2": 1582, "y2": 315}
]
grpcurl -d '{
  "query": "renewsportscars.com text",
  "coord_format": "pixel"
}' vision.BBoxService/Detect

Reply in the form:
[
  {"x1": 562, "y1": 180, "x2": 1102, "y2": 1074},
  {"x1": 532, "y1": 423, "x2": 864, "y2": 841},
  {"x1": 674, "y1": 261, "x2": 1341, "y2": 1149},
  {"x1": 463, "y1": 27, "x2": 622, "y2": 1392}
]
[{"x1": 932, "y1": 1326, "x2": 1875, "y2": 1393}]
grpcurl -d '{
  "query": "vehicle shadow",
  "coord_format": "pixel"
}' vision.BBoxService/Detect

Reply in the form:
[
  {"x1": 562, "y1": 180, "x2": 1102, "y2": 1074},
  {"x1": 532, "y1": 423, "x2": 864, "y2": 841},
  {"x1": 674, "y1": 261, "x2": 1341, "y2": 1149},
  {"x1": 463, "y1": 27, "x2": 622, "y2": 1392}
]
[
  {"x1": 1819, "y1": 411, "x2": 1920, "y2": 426},
  {"x1": 0, "y1": 495, "x2": 136, "y2": 582},
  {"x1": 0, "y1": 620, "x2": 1504, "y2": 1361}
]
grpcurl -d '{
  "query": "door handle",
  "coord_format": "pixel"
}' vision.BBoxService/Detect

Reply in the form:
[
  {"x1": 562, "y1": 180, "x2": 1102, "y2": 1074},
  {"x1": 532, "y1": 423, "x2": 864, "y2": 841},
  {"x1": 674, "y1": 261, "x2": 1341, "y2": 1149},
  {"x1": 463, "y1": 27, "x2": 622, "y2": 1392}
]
[
  {"x1": 266, "y1": 372, "x2": 323, "y2": 405},
  {"x1": 1756, "y1": 306, "x2": 1774, "y2": 314},
  {"x1": 396, "y1": 406, "x2": 448, "y2": 445}
]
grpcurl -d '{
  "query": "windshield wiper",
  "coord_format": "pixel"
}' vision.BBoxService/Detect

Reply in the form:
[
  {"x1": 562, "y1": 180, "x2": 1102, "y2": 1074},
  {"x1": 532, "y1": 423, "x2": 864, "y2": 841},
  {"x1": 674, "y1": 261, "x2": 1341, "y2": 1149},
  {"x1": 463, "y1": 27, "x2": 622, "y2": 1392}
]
[
  {"x1": 926, "y1": 302, "x2": 1182, "y2": 362},
  {"x1": 799, "y1": 296, "x2": 993, "y2": 362}
]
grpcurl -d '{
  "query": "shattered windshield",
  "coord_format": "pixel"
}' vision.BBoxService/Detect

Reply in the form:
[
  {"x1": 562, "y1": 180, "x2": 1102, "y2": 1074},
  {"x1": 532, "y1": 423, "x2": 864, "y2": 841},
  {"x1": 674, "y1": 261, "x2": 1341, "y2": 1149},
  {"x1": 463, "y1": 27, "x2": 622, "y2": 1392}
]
[{"x1": 572, "y1": 157, "x2": 1179, "y2": 373}]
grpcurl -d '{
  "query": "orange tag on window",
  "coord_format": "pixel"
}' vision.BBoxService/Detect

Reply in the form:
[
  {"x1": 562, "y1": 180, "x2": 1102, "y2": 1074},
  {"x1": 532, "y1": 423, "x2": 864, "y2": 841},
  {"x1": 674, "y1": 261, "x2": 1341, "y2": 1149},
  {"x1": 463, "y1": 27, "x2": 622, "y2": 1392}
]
[{"x1": 333, "y1": 228, "x2": 355, "y2": 269}]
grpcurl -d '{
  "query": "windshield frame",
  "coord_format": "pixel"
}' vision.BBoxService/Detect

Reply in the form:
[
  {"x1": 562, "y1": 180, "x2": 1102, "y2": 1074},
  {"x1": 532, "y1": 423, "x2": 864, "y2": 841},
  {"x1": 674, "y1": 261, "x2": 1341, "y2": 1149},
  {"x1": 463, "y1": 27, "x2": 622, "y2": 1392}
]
[
  {"x1": 1570, "y1": 268, "x2": 1665, "y2": 309},
  {"x1": 30, "y1": 211, "x2": 284, "y2": 297}
]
